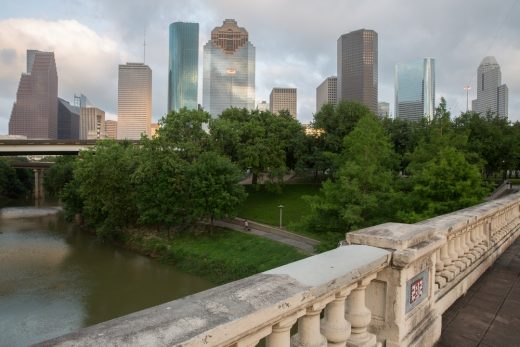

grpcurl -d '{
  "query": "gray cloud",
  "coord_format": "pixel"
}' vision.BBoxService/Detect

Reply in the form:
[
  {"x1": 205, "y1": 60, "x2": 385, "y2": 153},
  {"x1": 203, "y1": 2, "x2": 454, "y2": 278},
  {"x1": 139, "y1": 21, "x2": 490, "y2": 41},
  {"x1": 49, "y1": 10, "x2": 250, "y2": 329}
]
[{"x1": 0, "y1": 0, "x2": 519, "y2": 134}]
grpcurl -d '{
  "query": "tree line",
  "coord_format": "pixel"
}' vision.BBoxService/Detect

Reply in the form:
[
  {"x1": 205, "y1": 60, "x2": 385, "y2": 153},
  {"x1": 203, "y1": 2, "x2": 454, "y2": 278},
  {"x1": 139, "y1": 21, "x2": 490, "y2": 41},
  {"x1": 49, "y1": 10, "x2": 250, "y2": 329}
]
[{"x1": 43, "y1": 99, "x2": 520, "y2": 240}]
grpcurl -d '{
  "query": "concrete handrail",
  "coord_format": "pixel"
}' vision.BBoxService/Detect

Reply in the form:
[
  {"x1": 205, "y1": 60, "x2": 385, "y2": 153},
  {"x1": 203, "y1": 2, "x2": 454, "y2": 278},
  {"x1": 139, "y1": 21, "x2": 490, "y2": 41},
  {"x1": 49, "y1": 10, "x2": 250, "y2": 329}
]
[
  {"x1": 38, "y1": 246, "x2": 390, "y2": 347},
  {"x1": 39, "y1": 193, "x2": 520, "y2": 347}
]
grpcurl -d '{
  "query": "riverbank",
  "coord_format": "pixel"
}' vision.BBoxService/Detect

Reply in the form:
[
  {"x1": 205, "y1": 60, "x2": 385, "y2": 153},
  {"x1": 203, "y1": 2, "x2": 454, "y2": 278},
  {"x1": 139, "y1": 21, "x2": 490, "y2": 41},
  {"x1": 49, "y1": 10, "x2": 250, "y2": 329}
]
[
  {"x1": 0, "y1": 206, "x2": 62, "y2": 219},
  {"x1": 122, "y1": 227, "x2": 308, "y2": 284}
]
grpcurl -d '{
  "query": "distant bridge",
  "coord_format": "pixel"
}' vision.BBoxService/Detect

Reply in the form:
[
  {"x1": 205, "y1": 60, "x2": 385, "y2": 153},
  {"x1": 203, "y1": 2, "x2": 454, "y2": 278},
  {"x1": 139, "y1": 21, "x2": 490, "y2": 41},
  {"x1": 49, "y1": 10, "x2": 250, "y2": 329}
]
[{"x1": 0, "y1": 139, "x2": 138, "y2": 156}]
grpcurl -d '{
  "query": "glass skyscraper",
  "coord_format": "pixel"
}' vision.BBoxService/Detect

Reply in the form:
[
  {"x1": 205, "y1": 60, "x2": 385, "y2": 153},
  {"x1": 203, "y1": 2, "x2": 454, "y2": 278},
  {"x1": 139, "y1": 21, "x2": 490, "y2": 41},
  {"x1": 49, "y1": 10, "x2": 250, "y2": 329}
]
[
  {"x1": 203, "y1": 19, "x2": 255, "y2": 117},
  {"x1": 168, "y1": 22, "x2": 199, "y2": 112},
  {"x1": 394, "y1": 58, "x2": 435, "y2": 121}
]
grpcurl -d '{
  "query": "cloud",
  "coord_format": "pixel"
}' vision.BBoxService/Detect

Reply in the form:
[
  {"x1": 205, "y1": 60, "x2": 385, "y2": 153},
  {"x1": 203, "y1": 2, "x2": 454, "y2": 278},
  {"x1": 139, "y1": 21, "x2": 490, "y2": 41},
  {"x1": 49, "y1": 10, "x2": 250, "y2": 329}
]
[{"x1": 0, "y1": 18, "x2": 122, "y2": 133}]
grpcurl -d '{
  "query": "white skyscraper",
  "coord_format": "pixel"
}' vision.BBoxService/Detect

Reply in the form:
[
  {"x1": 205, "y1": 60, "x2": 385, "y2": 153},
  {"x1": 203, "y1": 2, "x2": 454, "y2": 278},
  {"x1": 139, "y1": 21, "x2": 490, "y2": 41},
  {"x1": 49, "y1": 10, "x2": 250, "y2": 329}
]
[
  {"x1": 117, "y1": 63, "x2": 152, "y2": 139},
  {"x1": 472, "y1": 56, "x2": 508, "y2": 117},
  {"x1": 203, "y1": 19, "x2": 255, "y2": 117}
]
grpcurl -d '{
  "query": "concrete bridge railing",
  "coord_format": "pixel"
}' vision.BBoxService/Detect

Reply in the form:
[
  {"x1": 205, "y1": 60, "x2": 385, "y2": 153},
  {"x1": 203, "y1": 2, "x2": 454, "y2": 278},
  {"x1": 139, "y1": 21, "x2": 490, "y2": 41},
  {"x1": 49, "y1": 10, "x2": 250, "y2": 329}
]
[{"x1": 39, "y1": 192, "x2": 520, "y2": 347}]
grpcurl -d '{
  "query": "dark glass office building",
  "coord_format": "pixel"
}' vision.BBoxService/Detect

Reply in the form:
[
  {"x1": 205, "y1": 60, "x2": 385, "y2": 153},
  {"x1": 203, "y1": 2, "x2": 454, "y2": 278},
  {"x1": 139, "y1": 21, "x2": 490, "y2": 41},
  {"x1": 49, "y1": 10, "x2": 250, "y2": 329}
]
[
  {"x1": 57, "y1": 98, "x2": 80, "y2": 139},
  {"x1": 168, "y1": 22, "x2": 199, "y2": 112},
  {"x1": 337, "y1": 29, "x2": 378, "y2": 114}
]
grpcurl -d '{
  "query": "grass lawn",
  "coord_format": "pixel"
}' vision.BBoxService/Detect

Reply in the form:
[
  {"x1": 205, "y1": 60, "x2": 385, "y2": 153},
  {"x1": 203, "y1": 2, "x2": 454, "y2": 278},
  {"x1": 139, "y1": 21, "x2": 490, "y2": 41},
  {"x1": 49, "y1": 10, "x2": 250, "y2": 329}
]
[
  {"x1": 126, "y1": 228, "x2": 307, "y2": 284},
  {"x1": 237, "y1": 184, "x2": 329, "y2": 240}
]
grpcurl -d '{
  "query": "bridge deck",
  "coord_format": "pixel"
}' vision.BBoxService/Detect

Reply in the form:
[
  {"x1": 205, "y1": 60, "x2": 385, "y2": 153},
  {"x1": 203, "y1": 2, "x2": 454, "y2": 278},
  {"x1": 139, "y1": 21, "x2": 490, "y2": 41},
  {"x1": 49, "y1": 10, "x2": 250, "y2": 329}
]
[{"x1": 437, "y1": 236, "x2": 520, "y2": 347}]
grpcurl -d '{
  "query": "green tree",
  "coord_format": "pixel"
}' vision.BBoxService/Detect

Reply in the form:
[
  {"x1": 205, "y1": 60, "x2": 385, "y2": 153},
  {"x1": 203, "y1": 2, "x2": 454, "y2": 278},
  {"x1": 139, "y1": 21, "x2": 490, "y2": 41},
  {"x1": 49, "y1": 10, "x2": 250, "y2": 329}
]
[
  {"x1": 0, "y1": 158, "x2": 32, "y2": 202},
  {"x1": 187, "y1": 151, "x2": 246, "y2": 227},
  {"x1": 63, "y1": 140, "x2": 139, "y2": 239},
  {"x1": 133, "y1": 137, "x2": 193, "y2": 235},
  {"x1": 155, "y1": 107, "x2": 211, "y2": 162},
  {"x1": 43, "y1": 156, "x2": 76, "y2": 198},
  {"x1": 402, "y1": 146, "x2": 489, "y2": 222},
  {"x1": 304, "y1": 115, "x2": 398, "y2": 233},
  {"x1": 210, "y1": 108, "x2": 304, "y2": 186}
]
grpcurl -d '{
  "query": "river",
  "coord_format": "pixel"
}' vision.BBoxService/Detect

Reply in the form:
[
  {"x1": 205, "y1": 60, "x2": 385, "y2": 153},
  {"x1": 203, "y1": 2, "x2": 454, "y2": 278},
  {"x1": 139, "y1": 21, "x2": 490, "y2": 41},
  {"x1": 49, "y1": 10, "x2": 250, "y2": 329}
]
[{"x1": 0, "y1": 208, "x2": 214, "y2": 346}]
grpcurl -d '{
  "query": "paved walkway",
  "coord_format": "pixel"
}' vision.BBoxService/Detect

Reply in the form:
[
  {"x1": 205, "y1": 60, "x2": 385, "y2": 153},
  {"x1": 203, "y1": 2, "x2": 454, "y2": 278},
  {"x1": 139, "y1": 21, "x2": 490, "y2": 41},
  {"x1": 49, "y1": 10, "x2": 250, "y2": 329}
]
[
  {"x1": 437, "y1": 236, "x2": 520, "y2": 347},
  {"x1": 213, "y1": 220, "x2": 316, "y2": 255}
]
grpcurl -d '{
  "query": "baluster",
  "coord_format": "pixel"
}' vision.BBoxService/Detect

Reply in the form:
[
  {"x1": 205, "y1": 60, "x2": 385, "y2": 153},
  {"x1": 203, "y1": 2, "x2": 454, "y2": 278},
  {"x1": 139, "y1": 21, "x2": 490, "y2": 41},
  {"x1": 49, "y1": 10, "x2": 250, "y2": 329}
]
[
  {"x1": 455, "y1": 234, "x2": 470, "y2": 268},
  {"x1": 236, "y1": 326, "x2": 272, "y2": 347},
  {"x1": 446, "y1": 238, "x2": 461, "y2": 276},
  {"x1": 346, "y1": 275, "x2": 377, "y2": 347},
  {"x1": 463, "y1": 231, "x2": 476, "y2": 263},
  {"x1": 434, "y1": 249, "x2": 446, "y2": 290},
  {"x1": 266, "y1": 313, "x2": 300, "y2": 347},
  {"x1": 440, "y1": 242, "x2": 456, "y2": 282},
  {"x1": 291, "y1": 302, "x2": 327, "y2": 347},
  {"x1": 321, "y1": 285, "x2": 356, "y2": 347}
]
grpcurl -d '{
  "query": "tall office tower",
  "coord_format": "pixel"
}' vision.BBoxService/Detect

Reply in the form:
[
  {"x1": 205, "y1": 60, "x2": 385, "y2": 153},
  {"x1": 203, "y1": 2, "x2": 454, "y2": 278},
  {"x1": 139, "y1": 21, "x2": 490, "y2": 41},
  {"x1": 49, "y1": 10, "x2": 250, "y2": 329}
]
[
  {"x1": 80, "y1": 107, "x2": 105, "y2": 140},
  {"x1": 378, "y1": 102, "x2": 390, "y2": 118},
  {"x1": 168, "y1": 22, "x2": 199, "y2": 112},
  {"x1": 203, "y1": 19, "x2": 255, "y2": 117},
  {"x1": 117, "y1": 63, "x2": 152, "y2": 139},
  {"x1": 9, "y1": 50, "x2": 58, "y2": 139},
  {"x1": 316, "y1": 76, "x2": 337, "y2": 112},
  {"x1": 57, "y1": 98, "x2": 80, "y2": 139},
  {"x1": 337, "y1": 29, "x2": 378, "y2": 113},
  {"x1": 270, "y1": 88, "x2": 297, "y2": 118},
  {"x1": 471, "y1": 56, "x2": 508, "y2": 117},
  {"x1": 394, "y1": 58, "x2": 435, "y2": 121},
  {"x1": 256, "y1": 100, "x2": 269, "y2": 112},
  {"x1": 104, "y1": 120, "x2": 118, "y2": 139}
]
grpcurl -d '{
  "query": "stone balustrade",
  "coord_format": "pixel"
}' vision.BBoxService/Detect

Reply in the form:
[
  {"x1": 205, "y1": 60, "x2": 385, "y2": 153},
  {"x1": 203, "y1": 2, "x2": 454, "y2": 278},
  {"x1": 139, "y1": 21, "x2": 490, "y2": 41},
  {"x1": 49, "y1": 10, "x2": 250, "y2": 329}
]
[{"x1": 39, "y1": 192, "x2": 520, "y2": 347}]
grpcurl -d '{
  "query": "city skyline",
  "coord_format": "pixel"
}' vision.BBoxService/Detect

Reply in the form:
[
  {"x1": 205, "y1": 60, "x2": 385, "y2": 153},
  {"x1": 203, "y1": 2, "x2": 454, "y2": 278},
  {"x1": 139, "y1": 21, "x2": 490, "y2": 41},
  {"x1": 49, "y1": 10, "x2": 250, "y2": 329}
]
[{"x1": 0, "y1": 0, "x2": 519, "y2": 133}]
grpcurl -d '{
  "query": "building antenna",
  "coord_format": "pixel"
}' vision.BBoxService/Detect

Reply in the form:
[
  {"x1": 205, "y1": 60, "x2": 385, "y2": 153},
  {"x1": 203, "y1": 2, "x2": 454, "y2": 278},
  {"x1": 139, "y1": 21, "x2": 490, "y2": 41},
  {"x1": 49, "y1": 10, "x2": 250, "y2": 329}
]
[{"x1": 143, "y1": 27, "x2": 147, "y2": 64}]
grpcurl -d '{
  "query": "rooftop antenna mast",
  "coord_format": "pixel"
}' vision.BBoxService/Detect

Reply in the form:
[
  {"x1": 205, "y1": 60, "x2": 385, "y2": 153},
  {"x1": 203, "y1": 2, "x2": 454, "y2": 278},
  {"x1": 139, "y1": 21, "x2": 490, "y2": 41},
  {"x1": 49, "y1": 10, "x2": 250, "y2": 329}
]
[{"x1": 143, "y1": 27, "x2": 147, "y2": 64}]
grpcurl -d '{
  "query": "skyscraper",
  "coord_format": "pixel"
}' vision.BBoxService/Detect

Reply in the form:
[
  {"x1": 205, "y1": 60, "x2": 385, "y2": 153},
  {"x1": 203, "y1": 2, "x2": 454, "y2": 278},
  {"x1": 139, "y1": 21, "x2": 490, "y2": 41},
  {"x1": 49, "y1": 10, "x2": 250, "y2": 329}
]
[
  {"x1": 168, "y1": 22, "x2": 199, "y2": 112},
  {"x1": 337, "y1": 29, "x2": 378, "y2": 113},
  {"x1": 203, "y1": 19, "x2": 255, "y2": 117},
  {"x1": 471, "y1": 56, "x2": 508, "y2": 117},
  {"x1": 270, "y1": 88, "x2": 297, "y2": 118},
  {"x1": 9, "y1": 50, "x2": 58, "y2": 139},
  {"x1": 117, "y1": 63, "x2": 152, "y2": 139},
  {"x1": 316, "y1": 76, "x2": 337, "y2": 112},
  {"x1": 57, "y1": 98, "x2": 80, "y2": 139},
  {"x1": 80, "y1": 107, "x2": 105, "y2": 140},
  {"x1": 104, "y1": 120, "x2": 117, "y2": 139},
  {"x1": 394, "y1": 58, "x2": 435, "y2": 121}
]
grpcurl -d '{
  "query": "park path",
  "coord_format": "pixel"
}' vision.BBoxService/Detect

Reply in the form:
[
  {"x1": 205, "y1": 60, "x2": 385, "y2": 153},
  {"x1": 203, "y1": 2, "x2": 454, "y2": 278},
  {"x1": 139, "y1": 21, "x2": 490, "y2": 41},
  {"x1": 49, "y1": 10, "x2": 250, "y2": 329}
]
[{"x1": 214, "y1": 218, "x2": 318, "y2": 255}]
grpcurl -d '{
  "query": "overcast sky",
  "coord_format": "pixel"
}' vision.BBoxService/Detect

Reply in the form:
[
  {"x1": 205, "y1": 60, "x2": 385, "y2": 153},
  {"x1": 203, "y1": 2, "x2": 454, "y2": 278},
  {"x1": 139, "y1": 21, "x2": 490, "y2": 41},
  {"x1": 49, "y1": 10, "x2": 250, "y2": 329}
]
[{"x1": 1, "y1": 0, "x2": 519, "y2": 134}]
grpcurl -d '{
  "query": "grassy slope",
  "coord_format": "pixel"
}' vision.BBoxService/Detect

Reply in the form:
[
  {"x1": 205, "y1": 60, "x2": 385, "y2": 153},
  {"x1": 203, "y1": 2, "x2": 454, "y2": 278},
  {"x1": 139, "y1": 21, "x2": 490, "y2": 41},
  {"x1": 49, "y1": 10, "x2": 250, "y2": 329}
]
[
  {"x1": 125, "y1": 227, "x2": 307, "y2": 284},
  {"x1": 237, "y1": 184, "x2": 327, "y2": 240}
]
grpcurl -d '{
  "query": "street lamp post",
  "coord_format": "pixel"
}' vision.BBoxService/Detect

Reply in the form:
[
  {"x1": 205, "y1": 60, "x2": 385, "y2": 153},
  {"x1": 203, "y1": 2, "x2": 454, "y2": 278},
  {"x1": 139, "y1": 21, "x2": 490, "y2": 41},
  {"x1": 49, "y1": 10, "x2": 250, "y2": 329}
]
[
  {"x1": 226, "y1": 68, "x2": 236, "y2": 108},
  {"x1": 278, "y1": 205, "x2": 284, "y2": 229},
  {"x1": 464, "y1": 85, "x2": 471, "y2": 112}
]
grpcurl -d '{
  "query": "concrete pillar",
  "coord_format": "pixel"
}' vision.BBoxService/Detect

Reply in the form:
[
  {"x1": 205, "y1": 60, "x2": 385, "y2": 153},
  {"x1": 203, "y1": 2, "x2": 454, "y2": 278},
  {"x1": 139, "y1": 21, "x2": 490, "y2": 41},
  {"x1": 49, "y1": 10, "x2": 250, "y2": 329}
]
[
  {"x1": 267, "y1": 315, "x2": 299, "y2": 347},
  {"x1": 291, "y1": 303, "x2": 327, "y2": 347},
  {"x1": 346, "y1": 276, "x2": 377, "y2": 347},
  {"x1": 321, "y1": 286, "x2": 355, "y2": 347},
  {"x1": 33, "y1": 168, "x2": 44, "y2": 204}
]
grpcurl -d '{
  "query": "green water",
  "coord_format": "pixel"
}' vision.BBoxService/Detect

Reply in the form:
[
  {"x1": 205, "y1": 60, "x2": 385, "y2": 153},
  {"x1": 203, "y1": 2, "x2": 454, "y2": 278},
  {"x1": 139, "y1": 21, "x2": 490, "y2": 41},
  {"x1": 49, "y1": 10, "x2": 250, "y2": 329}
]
[{"x1": 0, "y1": 211, "x2": 214, "y2": 346}]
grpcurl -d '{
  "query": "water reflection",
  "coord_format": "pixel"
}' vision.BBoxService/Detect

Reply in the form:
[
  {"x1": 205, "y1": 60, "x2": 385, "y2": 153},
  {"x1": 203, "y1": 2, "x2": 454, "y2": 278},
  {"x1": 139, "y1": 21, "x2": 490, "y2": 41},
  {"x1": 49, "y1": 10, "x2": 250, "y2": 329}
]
[{"x1": 0, "y1": 211, "x2": 214, "y2": 346}]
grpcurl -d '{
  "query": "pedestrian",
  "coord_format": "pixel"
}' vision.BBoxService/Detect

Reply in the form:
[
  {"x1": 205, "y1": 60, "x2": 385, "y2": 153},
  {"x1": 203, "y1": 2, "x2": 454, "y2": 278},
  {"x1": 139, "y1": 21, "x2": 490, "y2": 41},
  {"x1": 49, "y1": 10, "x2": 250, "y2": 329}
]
[{"x1": 244, "y1": 219, "x2": 249, "y2": 231}]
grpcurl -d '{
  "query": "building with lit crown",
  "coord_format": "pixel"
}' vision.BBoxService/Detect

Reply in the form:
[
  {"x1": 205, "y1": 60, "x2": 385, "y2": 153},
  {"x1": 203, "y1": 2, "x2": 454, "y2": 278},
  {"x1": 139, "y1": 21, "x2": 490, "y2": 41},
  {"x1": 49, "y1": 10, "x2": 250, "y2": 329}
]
[
  {"x1": 168, "y1": 22, "x2": 199, "y2": 112},
  {"x1": 117, "y1": 63, "x2": 152, "y2": 139},
  {"x1": 394, "y1": 58, "x2": 435, "y2": 121},
  {"x1": 203, "y1": 19, "x2": 255, "y2": 117},
  {"x1": 471, "y1": 56, "x2": 508, "y2": 117}
]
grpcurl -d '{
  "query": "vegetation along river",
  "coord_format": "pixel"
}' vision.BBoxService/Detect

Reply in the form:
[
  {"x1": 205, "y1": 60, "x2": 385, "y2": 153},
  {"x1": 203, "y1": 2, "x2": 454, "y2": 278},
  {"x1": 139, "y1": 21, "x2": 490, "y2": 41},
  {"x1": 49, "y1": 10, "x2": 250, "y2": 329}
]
[{"x1": 0, "y1": 208, "x2": 214, "y2": 346}]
